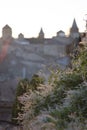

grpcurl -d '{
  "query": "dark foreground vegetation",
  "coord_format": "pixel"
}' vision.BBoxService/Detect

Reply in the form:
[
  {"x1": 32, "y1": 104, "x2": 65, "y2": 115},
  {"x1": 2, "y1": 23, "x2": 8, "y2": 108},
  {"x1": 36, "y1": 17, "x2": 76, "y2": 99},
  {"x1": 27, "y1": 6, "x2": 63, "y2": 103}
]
[{"x1": 12, "y1": 45, "x2": 87, "y2": 130}]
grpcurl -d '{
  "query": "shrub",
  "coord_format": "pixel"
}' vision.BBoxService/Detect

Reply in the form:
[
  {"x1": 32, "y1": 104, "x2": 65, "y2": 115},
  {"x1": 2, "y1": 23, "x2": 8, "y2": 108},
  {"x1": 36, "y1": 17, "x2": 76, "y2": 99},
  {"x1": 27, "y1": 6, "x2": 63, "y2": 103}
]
[
  {"x1": 12, "y1": 79, "x2": 29, "y2": 124},
  {"x1": 14, "y1": 46, "x2": 87, "y2": 129},
  {"x1": 30, "y1": 74, "x2": 44, "y2": 90},
  {"x1": 12, "y1": 74, "x2": 44, "y2": 124}
]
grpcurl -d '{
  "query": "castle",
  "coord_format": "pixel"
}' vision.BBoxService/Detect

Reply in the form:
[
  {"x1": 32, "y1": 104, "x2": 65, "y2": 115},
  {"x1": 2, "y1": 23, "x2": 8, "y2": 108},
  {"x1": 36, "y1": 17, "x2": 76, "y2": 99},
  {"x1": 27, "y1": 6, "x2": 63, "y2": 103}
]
[
  {"x1": 0, "y1": 19, "x2": 81, "y2": 121},
  {"x1": 0, "y1": 19, "x2": 80, "y2": 74},
  {"x1": 0, "y1": 18, "x2": 80, "y2": 86}
]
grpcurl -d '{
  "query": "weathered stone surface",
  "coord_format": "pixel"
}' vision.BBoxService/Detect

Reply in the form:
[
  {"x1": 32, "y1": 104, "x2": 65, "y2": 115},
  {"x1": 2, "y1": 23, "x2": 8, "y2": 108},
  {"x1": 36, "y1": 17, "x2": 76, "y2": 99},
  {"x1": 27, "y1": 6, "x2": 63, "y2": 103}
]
[
  {"x1": 0, "y1": 126, "x2": 4, "y2": 130},
  {"x1": 0, "y1": 125, "x2": 23, "y2": 130},
  {"x1": 0, "y1": 38, "x2": 72, "y2": 122}
]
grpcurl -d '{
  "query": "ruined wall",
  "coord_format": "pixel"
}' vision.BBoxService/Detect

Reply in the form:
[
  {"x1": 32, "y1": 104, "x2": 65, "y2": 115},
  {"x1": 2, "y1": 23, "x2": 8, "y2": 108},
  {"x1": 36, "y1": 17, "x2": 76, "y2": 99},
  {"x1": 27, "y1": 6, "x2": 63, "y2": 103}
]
[
  {"x1": 44, "y1": 44, "x2": 66, "y2": 57},
  {"x1": 0, "y1": 38, "x2": 71, "y2": 122}
]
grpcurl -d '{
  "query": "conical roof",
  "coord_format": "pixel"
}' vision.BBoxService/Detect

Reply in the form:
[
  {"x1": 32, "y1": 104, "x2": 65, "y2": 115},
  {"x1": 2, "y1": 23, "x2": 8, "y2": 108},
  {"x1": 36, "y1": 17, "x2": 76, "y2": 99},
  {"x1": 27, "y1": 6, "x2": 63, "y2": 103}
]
[
  {"x1": 70, "y1": 19, "x2": 78, "y2": 32},
  {"x1": 39, "y1": 28, "x2": 44, "y2": 34},
  {"x1": 3, "y1": 24, "x2": 11, "y2": 29},
  {"x1": 72, "y1": 19, "x2": 78, "y2": 29}
]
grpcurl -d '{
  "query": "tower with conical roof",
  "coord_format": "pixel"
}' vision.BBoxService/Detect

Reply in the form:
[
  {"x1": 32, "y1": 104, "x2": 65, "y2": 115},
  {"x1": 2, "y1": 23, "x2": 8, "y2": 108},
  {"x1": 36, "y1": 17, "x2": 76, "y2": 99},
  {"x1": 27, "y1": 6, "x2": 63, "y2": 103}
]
[
  {"x1": 18, "y1": 33, "x2": 24, "y2": 40},
  {"x1": 38, "y1": 28, "x2": 44, "y2": 40},
  {"x1": 70, "y1": 19, "x2": 79, "y2": 39},
  {"x1": 2, "y1": 24, "x2": 12, "y2": 41}
]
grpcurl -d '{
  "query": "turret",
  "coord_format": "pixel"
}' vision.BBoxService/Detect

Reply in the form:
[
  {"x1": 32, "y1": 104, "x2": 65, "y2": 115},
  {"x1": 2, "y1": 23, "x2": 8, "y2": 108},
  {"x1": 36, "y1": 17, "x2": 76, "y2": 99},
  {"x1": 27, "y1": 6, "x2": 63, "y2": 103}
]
[
  {"x1": 70, "y1": 19, "x2": 79, "y2": 39},
  {"x1": 56, "y1": 30, "x2": 65, "y2": 37},
  {"x1": 18, "y1": 33, "x2": 24, "y2": 40},
  {"x1": 2, "y1": 24, "x2": 12, "y2": 41},
  {"x1": 38, "y1": 28, "x2": 44, "y2": 39}
]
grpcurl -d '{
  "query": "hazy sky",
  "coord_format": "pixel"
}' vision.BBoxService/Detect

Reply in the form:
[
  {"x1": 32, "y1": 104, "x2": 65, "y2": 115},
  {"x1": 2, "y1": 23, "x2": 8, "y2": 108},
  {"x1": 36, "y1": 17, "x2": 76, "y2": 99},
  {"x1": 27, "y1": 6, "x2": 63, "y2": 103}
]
[{"x1": 0, "y1": 0, "x2": 87, "y2": 38}]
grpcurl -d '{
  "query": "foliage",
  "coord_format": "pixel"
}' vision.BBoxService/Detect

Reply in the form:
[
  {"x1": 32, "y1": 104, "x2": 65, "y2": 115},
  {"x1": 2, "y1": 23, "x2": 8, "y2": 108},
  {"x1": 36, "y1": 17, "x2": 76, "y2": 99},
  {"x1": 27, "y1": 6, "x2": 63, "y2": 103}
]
[
  {"x1": 15, "y1": 45, "x2": 87, "y2": 129},
  {"x1": 12, "y1": 74, "x2": 44, "y2": 124},
  {"x1": 30, "y1": 74, "x2": 44, "y2": 90},
  {"x1": 42, "y1": 46, "x2": 87, "y2": 129},
  {"x1": 12, "y1": 79, "x2": 29, "y2": 124}
]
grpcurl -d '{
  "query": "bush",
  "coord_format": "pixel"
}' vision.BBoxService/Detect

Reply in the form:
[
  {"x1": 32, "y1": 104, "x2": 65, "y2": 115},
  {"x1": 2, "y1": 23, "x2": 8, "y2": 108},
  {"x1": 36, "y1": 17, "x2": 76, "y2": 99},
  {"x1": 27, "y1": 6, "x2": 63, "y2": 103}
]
[
  {"x1": 30, "y1": 74, "x2": 44, "y2": 90},
  {"x1": 12, "y1": 74, "x2": 44, "y2": 124},
  {"x1": 12, "y1": 79, "x2": 29, "y2": 124},
  {"x1": 13, "y1": 46, "x2": 87, "y2": 129}
]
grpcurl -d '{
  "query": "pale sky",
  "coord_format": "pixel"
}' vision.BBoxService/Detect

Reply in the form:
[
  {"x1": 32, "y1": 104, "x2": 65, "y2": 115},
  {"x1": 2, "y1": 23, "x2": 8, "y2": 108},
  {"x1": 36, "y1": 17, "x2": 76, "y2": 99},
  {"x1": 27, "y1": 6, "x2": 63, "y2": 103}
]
[{"x1": 0, "y1": 0, "x2": 87, "y2": 38}]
